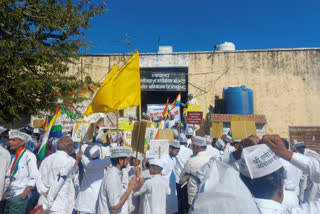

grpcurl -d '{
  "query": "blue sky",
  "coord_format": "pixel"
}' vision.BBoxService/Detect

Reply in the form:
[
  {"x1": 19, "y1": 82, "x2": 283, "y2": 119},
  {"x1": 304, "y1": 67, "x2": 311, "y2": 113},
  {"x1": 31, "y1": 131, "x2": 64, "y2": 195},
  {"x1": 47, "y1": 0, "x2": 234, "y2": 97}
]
[{"x1": 83, "y1": 0, "x2": 320, "y2": 54}]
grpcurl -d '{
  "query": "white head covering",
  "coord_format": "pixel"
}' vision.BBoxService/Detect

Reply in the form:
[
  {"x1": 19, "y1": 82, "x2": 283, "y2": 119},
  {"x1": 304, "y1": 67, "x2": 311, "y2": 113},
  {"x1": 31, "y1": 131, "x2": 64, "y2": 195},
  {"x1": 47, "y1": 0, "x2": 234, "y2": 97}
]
[
  {"x1": 193, "y1": 136, "x2": 206, "y2": 147},
  {"x1": 149, "y1": 159, "x2": 164, "y2": 168},
  {"x1": 9, "y1": 131, "x2": 30, "y2": 142},
  {"x1": 190, "y1": 160, "x2": 260, "y2": 214},
  {"x1": 292, "y1": 140, "x2": 305, "y2": 149},
  {"x1": 179, "y1": 133, "x2": 187, "y2": 143},
  {"x1": 186, "y1": 128, "x2": 193, "y2": 136},
  {"x1": 146, "y1": 154, "x2": 158, "y2": 162},
  {"x1": 215, "y1": 138, "x2": 225, "y2": 150},
  {"x1": 239, "y1": 144, "x2": 283, "y2": 179},
  {"x1": 111, "y1": 146, "x2": 131, "y2": 158},
  {"x1": 89, "y1": 145, "x2": 100, "y2": 159},
  {"x1": 188, "y1": 93, "x2": 194, "y2": 97},
  {"x1": 170, "y1": 140, "x2": 180, "y2": 149},
  {"x1": 204, "y1": 135, "x2": 212, "y2": 143}
]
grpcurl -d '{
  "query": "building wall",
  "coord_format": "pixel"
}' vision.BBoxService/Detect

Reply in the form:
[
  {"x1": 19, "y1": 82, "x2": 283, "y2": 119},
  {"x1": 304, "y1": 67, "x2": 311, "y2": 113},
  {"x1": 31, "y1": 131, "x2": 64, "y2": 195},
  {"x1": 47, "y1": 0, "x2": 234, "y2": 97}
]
[
  {"x1": 67, "y1": 48, "x2": 320, "y2": 137},
  {"x1": 289, "y1": 126, "x2": 320, "y2": 154}
]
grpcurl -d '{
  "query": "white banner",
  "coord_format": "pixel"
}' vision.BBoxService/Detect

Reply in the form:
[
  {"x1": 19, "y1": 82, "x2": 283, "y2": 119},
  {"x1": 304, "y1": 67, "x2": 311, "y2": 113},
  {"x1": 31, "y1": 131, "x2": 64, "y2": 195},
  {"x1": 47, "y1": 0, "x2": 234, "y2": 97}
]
[{"x1": 147, "y1": 104, "x2": 180, "y2": 121}]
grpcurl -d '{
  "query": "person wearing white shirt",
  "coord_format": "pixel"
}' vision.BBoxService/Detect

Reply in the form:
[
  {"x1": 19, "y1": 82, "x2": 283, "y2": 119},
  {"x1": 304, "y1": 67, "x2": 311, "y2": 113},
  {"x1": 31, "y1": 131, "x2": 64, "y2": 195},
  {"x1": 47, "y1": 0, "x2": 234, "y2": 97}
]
[
  {"x1": 186, "y1": 94, "x2": 198, "y2": 106},
  {"x1": 279, "y1": 139, "x2": 303, "y2": 209},
  {"x1": 237, "y1": 135, "x2": 320, "y2": 214},
  {"x1": 180, "y1": 136, "x2": 210, "y2": 208},
  {"x1": 185, "y1": 128, "x2": 193, "y2": 148},
  {"x1": 36, "y1": 136, "x2": 79, "y2": 214},
  {"x1": 165, "y1": 114, "x2": 176, "y2": 129},
  {"x1": 174, "y1": 134, "x2": 192, "y2": 214},
  {"x1": 0, "y1": 146, "x2": 10, "y2": 198},
  {"x1": 133, "y1": 159, "x2": 169, "y2": 214},
  {"x1": 4, "y1": 131, "x2": 38, "y2": 214},
  {"x1": 292, "y1": 140, "x2": 320, "y2": 203},
  {"x1": 204, "y1": 135, "x2": 220, "y2": 158},
  {"x1": 75, "y1": 145, "x2": 111, "y2": 214},
  {"x1": 214, "y1": 138, "x2": 226, "y2": 155},
  {"x1": 96, "y1": 147, "x2": 143, "y2": 214},
  {"x1": 161, "y1": 140, "x2": 180, "y2": 214}
]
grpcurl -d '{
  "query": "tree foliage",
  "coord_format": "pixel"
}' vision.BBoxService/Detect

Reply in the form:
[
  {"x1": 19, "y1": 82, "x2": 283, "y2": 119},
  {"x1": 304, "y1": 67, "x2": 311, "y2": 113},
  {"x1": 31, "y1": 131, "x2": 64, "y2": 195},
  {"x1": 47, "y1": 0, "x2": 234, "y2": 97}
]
[{"x1": 0, "y1": 0, "x2": 106, "y2": 122}]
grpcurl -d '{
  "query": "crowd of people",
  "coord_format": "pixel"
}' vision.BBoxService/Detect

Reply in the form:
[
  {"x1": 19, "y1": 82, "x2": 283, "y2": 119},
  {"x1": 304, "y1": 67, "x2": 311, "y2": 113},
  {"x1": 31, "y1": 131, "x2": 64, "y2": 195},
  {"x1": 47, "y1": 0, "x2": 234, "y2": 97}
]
[{"x1": 0, "y1": 94, "x2": 319, "y2": 214}]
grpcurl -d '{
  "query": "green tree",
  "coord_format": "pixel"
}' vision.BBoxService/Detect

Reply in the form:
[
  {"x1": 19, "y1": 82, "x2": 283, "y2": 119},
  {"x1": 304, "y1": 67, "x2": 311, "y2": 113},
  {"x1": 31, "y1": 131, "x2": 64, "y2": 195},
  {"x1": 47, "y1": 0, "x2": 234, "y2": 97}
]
[{"x1": 0, "y1": 0, "x2": 106, "y2": 123}]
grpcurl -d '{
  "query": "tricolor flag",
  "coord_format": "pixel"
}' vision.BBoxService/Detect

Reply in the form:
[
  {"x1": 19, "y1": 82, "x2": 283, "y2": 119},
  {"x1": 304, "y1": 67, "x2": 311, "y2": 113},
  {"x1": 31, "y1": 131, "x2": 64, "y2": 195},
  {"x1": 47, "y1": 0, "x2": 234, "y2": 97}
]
[
  {"x1": 162, "y1": 98, "x2": 169, "y2": 118},
  {"x1": 38, "y1": 106, "x2": 62, "y2": 160},
  {"x1": 170, "y1": 92, "x2": 181, "y2": 110}
]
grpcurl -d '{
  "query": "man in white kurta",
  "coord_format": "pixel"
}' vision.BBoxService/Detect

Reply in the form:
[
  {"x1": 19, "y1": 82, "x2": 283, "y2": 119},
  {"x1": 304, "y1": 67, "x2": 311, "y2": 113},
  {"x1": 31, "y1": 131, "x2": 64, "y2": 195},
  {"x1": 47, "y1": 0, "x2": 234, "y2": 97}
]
[
  {"x1": 180, "y1": 136, "x2": 210, "y2": 206},
  {"x1": 0, "y1": 146, "x2": 10, "y2": 200},
  {"x1": 174, "y1": 134, "x2": 192, "y2": 214},
  {"x1": 36, "y1": 136, "x2": 78, "y2": 214},
  {"x1": 96, "y1": 147, "x2": 143, "y2": 214},
  {"x1": 161, "y1": 140, "x2": 180, "y2": 214},
  {"x1": 186, "y1": 94, "x2": 198, "y2": 105},
  {"x1": 4, "y1": 131, "x2": 38, "y2": 214},
  {"x1": 75, "y1": 145, "x2": 110, "y2": 214},
  {"x1": 133, "y1": 159, "x2": 169, "y2": 214},
  {"x1": 204, "y1": 135, "x2": 220, "y2": 158}
]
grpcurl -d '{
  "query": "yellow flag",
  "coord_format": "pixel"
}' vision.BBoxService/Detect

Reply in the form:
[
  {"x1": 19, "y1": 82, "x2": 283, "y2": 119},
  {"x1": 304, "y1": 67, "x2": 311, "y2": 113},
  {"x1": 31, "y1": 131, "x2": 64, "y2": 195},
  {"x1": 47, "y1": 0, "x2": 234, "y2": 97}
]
[{"x1": 84, "y1": 51, "x2": 141, "y2": 116}]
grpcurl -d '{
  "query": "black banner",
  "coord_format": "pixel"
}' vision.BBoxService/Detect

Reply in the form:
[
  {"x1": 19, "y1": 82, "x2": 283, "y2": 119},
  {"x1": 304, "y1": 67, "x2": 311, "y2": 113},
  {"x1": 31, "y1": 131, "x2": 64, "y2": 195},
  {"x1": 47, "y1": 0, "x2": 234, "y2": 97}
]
[{"x1": 140, "y1": 67, "x2": 187, "y2": 91}]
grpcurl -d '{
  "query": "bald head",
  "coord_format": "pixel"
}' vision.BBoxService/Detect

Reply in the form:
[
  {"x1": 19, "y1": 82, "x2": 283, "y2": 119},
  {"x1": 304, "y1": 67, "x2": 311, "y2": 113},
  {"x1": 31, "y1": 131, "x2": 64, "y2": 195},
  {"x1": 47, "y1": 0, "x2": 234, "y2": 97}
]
[{"x1": 57, "y1": 136, "x2": 74, "y2": 152}]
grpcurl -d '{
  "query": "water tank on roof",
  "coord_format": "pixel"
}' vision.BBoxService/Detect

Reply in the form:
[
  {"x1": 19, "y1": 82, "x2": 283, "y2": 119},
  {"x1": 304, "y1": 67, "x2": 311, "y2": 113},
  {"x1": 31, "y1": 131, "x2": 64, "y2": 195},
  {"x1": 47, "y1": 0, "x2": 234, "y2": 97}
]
[
  {"x1": 223, "y1": 85, "x2": 254, "y2": 115},
  {"x1": 216, "y1": 42, "x2": 236, "y2": 51}
]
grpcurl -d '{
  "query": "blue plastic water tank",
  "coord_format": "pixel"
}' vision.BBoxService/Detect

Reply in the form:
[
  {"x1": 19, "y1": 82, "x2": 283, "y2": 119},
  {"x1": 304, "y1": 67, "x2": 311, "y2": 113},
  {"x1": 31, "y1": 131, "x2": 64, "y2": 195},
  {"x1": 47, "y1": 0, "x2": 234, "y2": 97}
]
[{"x1": 223, "y1": 85, "x2": 254, "y2": 115}]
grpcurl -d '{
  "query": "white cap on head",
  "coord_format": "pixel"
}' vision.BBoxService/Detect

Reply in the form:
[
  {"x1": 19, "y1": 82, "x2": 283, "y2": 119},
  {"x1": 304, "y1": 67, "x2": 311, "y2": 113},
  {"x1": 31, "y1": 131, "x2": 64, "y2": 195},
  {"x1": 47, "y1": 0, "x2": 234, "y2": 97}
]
[
  {"x1": 111, "y1": 146, "x2": 131, "y2": 158},
  {"x1": 204, "y1": 135, "x2": 212, "y2": 143},
  {"x1": 89, "y1": 145, "x2": 100, "y2": 159},
  {"x1": 188, "y1": 93, "x2": 194, "y2": 97},
  {"x1": 9, "y1": 131, "x2": 30, "y2": 142},
  {"x1": 215, "y1": 138, "x2": 225, "y2": 150},
  {"x1": 186, "y1": 128, "x2": 193, "y2": 136},
  {"x1": 175, "y1": 119, "x2": 179, "y2": 124},
  {"x1": 179, "y1": 133, "x2": 187, "y2": 143},
  {"x1": 239, "y1": 144, "x2": 283, "y2": 179},
  {"x1": 292, "y1": 140, "x2": 305, "y2": 149},
  {"x1": 146, "y1": 154, "x2": 158, "y2": 162},
  {"x1": 170, "y1": 140, "x2": 180, "y2": 149},
  {"x1": 149, "y1": 159, "x2": 164, "y2": 168},
  {"x1": 193, "y1": 136, "x2": 206, "y2": 147}
]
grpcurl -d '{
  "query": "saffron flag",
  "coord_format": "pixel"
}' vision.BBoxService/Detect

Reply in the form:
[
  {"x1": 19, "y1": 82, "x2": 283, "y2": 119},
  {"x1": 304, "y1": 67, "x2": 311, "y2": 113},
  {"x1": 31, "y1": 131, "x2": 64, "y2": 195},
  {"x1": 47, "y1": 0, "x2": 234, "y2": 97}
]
[
  {"x1": 170, "y1": 92, "x2": 181, "y2": 110},
  {"x1": 43, "y1": 115, "x2": 48, "y2": 131},
  {"x1": 84, "y1": 51, "x2": 141, "y2": 116},
  {"x1": 38, "y1": 106, "x2": 62, "y2": 160},
  {"x1": 162, "y1": 98, "x2": 169, "y2": 118}
]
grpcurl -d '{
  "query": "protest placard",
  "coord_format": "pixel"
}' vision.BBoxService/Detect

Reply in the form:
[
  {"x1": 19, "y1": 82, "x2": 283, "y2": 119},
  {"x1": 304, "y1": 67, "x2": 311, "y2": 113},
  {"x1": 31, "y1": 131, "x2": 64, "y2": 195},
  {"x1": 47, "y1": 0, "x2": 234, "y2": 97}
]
[
  {"x1": 187, "y1": 111, "x2": 203, "y2": 125},
  {"x1": 149, "y1": 139, "x2": 169, "y2": 157}
]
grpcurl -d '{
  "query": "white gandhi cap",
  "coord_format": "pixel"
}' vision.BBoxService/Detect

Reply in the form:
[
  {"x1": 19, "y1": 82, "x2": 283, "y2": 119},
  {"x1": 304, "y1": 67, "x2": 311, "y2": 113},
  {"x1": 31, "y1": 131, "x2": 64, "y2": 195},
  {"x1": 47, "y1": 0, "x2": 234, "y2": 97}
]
[
  {"x1": 239, "y1": 144, "x2": 283, "y2": 179},
  {"x1": 111, "y1": 146, "x2": 131, "y2": 158}
]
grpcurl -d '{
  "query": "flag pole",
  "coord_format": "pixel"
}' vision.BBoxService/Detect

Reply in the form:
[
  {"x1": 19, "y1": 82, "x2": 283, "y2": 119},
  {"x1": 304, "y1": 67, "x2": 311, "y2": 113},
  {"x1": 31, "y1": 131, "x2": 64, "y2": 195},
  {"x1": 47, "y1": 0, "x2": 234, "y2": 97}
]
[{"x1": 116, "y1": 111, "x2": 119, "y2": 146}]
